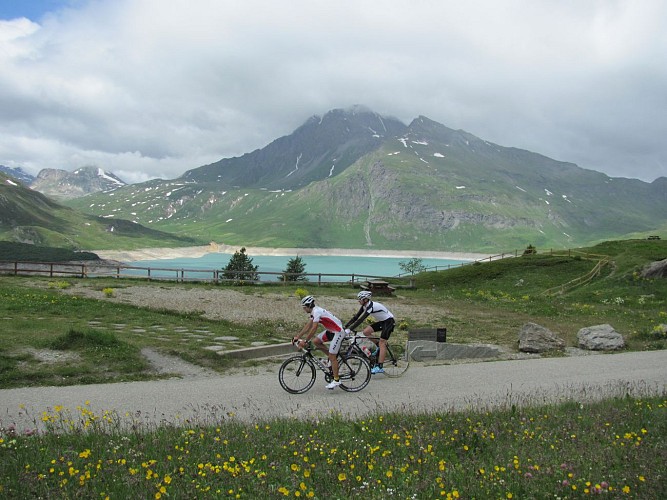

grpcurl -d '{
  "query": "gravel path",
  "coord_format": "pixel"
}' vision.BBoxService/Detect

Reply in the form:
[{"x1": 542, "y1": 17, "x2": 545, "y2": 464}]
[{"x1": 1, "y1": 350, "x2": 665, "y2": 431}]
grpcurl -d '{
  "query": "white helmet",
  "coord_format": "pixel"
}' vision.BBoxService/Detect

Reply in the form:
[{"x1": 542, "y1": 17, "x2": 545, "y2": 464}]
[
  {"x1": 300, "y1": 295, "x2": 315, "y2": 307},
  {"x1": 357, "y1": 290, "x2": 372, "y2": 300}
]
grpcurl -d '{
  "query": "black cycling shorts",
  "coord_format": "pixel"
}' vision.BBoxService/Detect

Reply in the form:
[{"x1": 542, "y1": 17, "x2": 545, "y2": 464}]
[{"x1": 370, "y1": 318, "x2": 395, "y2": 340}]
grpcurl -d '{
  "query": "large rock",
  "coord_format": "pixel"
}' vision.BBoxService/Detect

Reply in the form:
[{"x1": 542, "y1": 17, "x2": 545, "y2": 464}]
[
  {"x1": 641, "y1": 258, "x2": 667, "y2": 279},
  {"x1": 577, "y1": 324, "x2": 625, "y2": 351},
  {"x1": 518, "y1": 322, "x2": 565, "y2": 353}
]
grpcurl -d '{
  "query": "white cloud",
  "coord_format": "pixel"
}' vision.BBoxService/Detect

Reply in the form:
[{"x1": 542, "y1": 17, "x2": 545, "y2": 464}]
[{"x1": 0, "y1": 0, "x2": 666, "y2": 182}]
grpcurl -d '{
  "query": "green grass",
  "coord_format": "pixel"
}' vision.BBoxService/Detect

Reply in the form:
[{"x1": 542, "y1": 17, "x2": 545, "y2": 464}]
[
  {"x1": 0, "y1": 396, "x2": 664, "y2": 498},
  {"x1": 0, "y1": 278, "x2": 278, "y2": 388}
]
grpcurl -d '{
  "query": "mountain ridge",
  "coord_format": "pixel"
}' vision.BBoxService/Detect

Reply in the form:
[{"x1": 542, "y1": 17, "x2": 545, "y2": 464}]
[{"x1": 10, "y1": 106, "x2": 667, "y2": 252}]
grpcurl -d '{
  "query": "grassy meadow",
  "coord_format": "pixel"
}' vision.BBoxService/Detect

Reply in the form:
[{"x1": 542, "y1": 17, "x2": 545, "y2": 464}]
[
  {"x1": 0, "y1": 395, "x2": 665, "y2": 498},
  {"x1": 0, "y1": 238, "x2": 666, "y2": 498}
]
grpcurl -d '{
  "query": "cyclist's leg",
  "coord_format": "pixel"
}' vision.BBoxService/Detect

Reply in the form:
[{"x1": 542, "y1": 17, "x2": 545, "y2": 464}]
[
  {"x1": 377, "y1": 319, "x2": 394, "y2": 364},
  {"x1": 363, "y1": 323, "x2": 381, "y2": 353},
  {"x1": 313, "y1": 330, "x2": 332, "y2": 354},
  {"x1": 328, "y1": 329, "x2": 345, "y2": 380}
]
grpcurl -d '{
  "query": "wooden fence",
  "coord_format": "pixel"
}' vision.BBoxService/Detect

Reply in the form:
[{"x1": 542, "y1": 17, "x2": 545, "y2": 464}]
[
  {"x1": 0, "y1": 260, "x2": 393, "y2": 286},
  {"x1": 393, "y1": 250, "x2": 520, "y2": 277}
]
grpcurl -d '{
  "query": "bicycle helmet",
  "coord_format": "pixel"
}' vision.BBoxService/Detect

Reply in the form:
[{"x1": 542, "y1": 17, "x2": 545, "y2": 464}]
[
  {"x1": 357, "y1": 290, "x2": 372, "y2": 301},
  {"x1": 300, "y1": 295, "x2": 315, "y2": 308}
]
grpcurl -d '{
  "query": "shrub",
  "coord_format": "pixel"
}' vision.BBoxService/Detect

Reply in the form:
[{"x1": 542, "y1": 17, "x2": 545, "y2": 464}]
[{"x1": 523, "y1": 244, "x2": 537, "y2": 255}]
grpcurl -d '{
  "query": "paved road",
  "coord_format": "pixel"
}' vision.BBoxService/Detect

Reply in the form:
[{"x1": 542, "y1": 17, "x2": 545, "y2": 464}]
[{"x1": 1, "y1": 350, "x2": 665, "y2": 431}]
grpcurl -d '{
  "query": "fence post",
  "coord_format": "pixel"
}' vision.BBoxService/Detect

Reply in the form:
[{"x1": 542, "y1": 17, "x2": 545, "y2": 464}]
[{"x1": 318, "y1": 274, "x2": 322, "y2": 286}]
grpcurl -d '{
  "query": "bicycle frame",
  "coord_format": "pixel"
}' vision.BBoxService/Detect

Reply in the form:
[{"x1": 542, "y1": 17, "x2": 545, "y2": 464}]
[
  {"x1": 278, "y1": 342, "x2": 371, "y2": 394},
  {"x1": 341, "y1": 332, "x2": 409, "y2": 378}
]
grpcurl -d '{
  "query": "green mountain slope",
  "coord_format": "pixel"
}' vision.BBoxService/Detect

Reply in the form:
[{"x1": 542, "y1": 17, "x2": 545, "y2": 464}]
[{"x1": 0, "y1": 173, "x2": 200, "y2": 250}]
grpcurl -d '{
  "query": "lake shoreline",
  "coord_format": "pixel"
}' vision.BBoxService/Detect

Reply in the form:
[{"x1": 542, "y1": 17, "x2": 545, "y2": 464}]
[{"x1": 92, "y1": 243, "x2": 493, "y2": 263}]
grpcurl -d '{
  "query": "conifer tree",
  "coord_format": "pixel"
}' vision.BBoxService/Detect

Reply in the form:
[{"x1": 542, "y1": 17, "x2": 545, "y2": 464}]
[
  {"x1": 222, "y1": 247, "x2": 259, "y2": 282},
  {"x1": 281, "y1": 255, "x2": 308, "y2": 282}
]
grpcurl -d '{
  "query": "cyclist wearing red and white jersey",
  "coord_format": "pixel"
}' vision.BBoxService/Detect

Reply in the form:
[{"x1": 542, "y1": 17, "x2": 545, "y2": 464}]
[
  {"x1": 293, "y1": 295, "x2": 345, "y2": 390},
  {"x1": 345, "y1": 290, "x2": 395, "y2": 374}
]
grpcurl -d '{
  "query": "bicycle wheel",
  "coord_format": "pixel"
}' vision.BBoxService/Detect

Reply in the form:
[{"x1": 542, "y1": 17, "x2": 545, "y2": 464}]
[
  {"x1": 279, "y1": 355, "x2": 316, "y2": 394},
  {"x1": 338, "y1": 354, "x2": 371, "y2": 392},
  {"x1": 383, "y1": 343, "x2": 410, "y2": 378}
]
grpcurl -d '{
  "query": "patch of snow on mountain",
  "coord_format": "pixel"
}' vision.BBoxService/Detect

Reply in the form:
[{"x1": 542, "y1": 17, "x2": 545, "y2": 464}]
[
  {"x1": 398, "y1": 138, "x2": 408, "y2": 147},
  {"x1": 456, "y1": 186, "x2": 466, "y2": 189},
  {"x1": 286, "y1": 153, "x2": 302, "y2": 178},
  {"x1": 412, "y1": 140, "x2": 428, "y2": 145},
  {"x1": 515, "y1": 186, "x2": 527, "y2": 193},
  {"x1": 434, "y1": 153, "x2": 445, "y2": 158},
  {"x1": 544, "y1": 189, "x2": 553, "y2": 196},
  {"x1": 5, "y1": 179, "x2": 17, "y2": 186}
]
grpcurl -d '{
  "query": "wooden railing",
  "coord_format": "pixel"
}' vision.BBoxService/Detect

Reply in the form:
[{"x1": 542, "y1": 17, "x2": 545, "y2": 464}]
[
  {"x1": 393, "y1": 250, "x2": 519, "y2": 277},
  {"x1": 0, "y1": 260, "x2": 392, "y2": 286}
]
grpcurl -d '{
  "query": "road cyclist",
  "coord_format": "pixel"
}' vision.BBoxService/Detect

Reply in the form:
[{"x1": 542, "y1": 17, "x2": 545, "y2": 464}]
[
  {"x1": 345, "y1": 290, "x2": 395, "y2": 374},
  {"x1": 292, "y1": 295, "x2": 346, "y2": 390}
]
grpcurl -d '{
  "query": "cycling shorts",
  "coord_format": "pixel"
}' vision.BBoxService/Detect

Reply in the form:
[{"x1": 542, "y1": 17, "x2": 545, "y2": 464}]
[
  {"x1": 370, "y1": 318, "x2": 395, "y2": 340},
  {"x1": 317, "y1": 329, "x2": 345, "y2": 354}
]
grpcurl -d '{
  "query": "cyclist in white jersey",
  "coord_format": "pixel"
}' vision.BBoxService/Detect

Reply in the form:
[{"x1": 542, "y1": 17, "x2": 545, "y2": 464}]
[
  {"x1": 345, "y1": 290, "x2": 395, "y2": 374},
  {"x1": 293, "y1": 295, "x2": 346, "y2": 390}
]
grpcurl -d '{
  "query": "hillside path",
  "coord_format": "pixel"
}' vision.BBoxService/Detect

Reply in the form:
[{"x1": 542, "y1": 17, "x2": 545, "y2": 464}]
[{"x1": 1, "y1": 350, "x2": 665, "y2": 431}]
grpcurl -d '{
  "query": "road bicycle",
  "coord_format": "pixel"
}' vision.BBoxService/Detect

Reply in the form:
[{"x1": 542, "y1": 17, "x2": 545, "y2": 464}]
[
  {"x1": 341, "y1": 332, "x2": 410, "y2": 377},
  {"x1": 278, "y1": 341, "x2": 371, "y2": 394}
]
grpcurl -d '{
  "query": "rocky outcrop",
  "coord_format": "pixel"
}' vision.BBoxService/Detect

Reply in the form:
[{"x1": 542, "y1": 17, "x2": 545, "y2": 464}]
[
  {"x1": 30, "y1": 166, "x2": 125, "y2": 200},
  {"x1": 518, "y1": 322, "x2": 565, "y2": 353},
  {"x1": 577, "y1": 324, "x2": 625, "y2": 351}
]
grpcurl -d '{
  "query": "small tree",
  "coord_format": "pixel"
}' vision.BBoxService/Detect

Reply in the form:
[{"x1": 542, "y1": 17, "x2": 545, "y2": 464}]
[
  {"x1": 281, "y1": 255, "x2": 308, "y2": 282},
  {"x1": 222, "y1": 247, "x2": 259, "y2": 282},
  {"x1": 522, "y1": 244, "x2": 537, "y2": 256},
  {"x1": 399, "y1": 257, "x2": 427, "y2": 275}
]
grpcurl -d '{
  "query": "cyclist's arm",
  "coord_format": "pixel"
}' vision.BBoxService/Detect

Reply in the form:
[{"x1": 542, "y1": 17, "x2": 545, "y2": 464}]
[
  {"x1": 344, "y1": 307, "x2": 363, "y2": 329},
  {"x1": 294, "y1": 321, "x2": 317, "y2": 344},
  {"x1": 346, "y1": 309, "x2": 370, "y2": 332}
]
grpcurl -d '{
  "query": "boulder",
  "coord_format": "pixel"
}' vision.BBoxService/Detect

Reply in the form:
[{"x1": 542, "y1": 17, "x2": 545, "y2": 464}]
[
  {"x1": 518, "y1": 322, "x2": 565, "y2": 353},
  {"x1": 577, "y1": 324, "x2": 625, "y2": 351},
  {"x1": 641, "y1": 258, "x2": 667, "y2": 279}
]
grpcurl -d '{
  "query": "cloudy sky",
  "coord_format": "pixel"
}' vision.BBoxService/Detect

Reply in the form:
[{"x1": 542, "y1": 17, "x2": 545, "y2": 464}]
[{"x1": 1, "y1": 0, "x2": 665, "y2": 184}]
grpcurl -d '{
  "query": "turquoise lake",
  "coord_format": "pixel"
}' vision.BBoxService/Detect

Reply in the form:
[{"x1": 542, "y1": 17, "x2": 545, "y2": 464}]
[{"x1": 127, "y1": 253, "x2": 469, "y2": 281}]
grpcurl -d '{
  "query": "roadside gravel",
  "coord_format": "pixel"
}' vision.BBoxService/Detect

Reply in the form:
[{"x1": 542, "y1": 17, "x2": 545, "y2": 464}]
[{"x1": 60, "y1": 283, "x2": 450, "y2": 326}]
